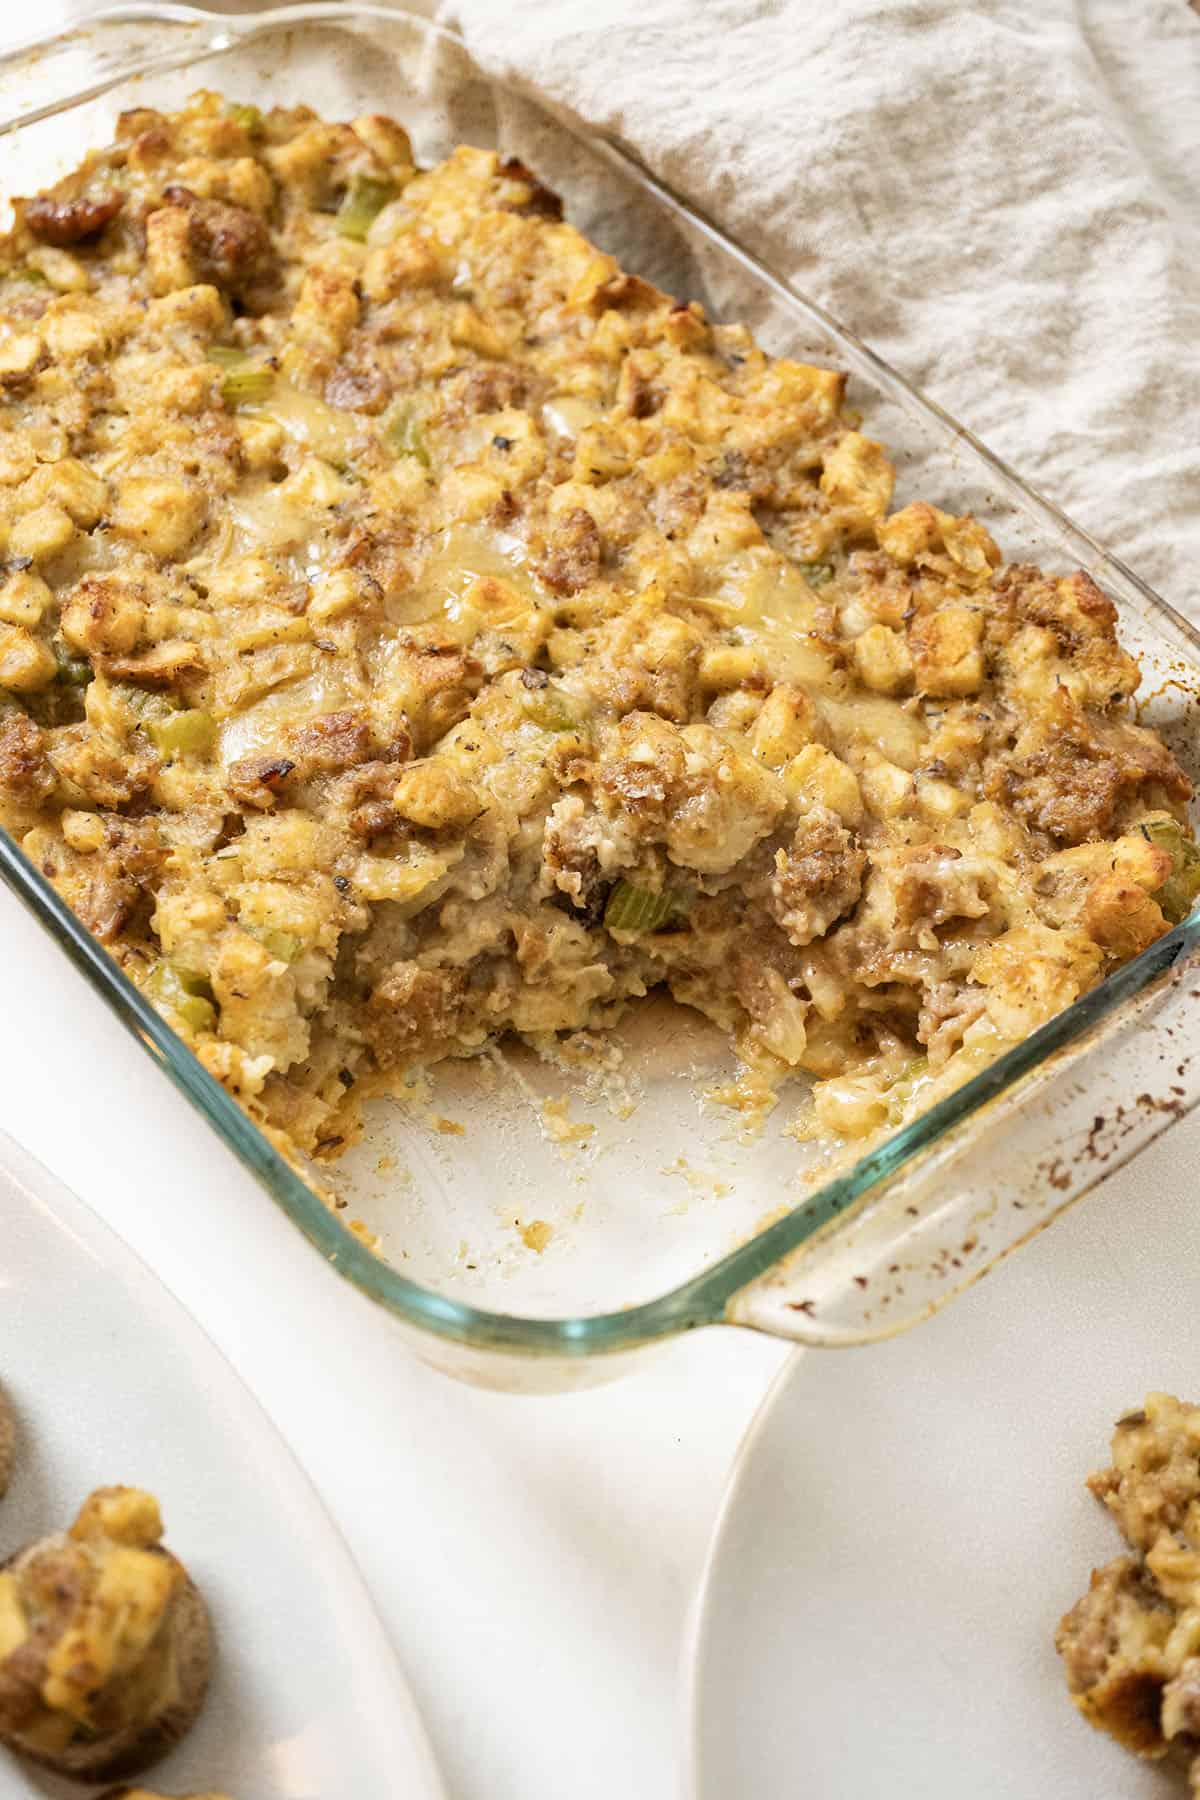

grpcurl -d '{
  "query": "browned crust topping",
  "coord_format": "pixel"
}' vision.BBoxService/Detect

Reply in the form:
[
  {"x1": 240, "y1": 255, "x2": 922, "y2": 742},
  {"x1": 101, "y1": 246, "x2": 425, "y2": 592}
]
[{"x1": 0, "y1": 90, "x2": 1191, "y2": 1175}]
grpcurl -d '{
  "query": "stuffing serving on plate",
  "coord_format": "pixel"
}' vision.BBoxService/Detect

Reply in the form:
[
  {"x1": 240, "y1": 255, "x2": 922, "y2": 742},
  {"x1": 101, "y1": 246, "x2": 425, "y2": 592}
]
[
  {"x1": 1058, "y1": 1394, "x2": 1200, "y2": 1792},
  {"x1": 0, "y1": 1484, "x2": 212, "y2": 1781},
  {"x1": 0, "y1": 90, "x2": 1194, "y2": 1171}
]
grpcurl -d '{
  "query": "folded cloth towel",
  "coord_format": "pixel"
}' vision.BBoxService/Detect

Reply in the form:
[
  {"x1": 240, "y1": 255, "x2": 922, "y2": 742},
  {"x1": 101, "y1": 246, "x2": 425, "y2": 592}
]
[{"x1": 443, "y1": 0, "x2": 1200, "y2": 605}]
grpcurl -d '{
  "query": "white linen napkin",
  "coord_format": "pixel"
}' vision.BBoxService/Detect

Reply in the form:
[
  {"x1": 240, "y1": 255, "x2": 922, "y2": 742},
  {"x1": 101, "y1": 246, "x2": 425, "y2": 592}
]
[{"x1": 443, "y1": 0, "x2": 1200, "y2": 607}]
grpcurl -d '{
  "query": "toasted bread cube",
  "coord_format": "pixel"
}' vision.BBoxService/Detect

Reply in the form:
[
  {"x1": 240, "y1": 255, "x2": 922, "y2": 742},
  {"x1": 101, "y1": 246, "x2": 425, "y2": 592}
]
[
  {"x1": 0, "y1": 333, "x2": 43, "y2": 382},
  {"x1": 393, "y1": 760, "x2": 480, "y2": 830},
  {"x1": 236, "y1": 416, "x2": 286, "y2": 471},
  {"x1": 853, "y1": 623, "x2": 912, "y2": 695},
  {"x1": 819, "y1": 430, "x2": 894, "y2": 521},
  {"x1": 10, "y1": 502, "x2": 75, "y2": 561},
  {"x1": 751, "y1": 684, "x2": 818, "y2": 766},
  {"x1": 909, "y1": 606, "x2": 985, "y2": 697},
  {"x1": 41, "y1": 305, "x2": 105, "y2": 358},
  {"x1": 0, "y1": 623, "x2": 56, "y2": 690},
  {"x1": 0, "y1": 570, "x2": 52, "y2": 627},
  {"x1": 699, "y1": 644, "x2": 765, "y2": 692},
  {"x1": 61, "y1": 809, "x2": 106, "y2": 853},
  {"x1": 145, "y1": 205, "x2": 197, "y2": 294},
  {"x1": 110, "y1": 476, "x2": 206, "y2": 556},
  {"x1": 782, "y1": 744, "x2": 863, "y2": 826},
  {"x1": 28, "y1": 457, "x2": 108, "y2": 527}
]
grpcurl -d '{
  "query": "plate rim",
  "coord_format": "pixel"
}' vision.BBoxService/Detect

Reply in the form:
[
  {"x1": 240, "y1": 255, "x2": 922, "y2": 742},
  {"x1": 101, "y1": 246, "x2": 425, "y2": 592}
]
[
  {"x1": 0, "y1": 1125, "x2": 447, "y2": 1800},
  {"x1": 680, "y1": 1342, "x2": 804, "y2": 1799}
]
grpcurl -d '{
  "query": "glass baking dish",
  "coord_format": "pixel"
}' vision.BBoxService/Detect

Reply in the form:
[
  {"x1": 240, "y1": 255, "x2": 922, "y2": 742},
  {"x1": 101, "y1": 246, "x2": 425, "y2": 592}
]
[{"x1": 2, "y1": 2, "x2": 1199, "y2": 1390}]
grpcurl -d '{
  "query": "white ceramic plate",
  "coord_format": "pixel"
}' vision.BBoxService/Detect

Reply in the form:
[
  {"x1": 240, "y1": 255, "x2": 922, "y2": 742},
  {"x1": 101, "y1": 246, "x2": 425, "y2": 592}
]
[
  {"x1": 687, "y1": 1108, "x2": 1200, "y2": 1800},
  {"x1": 0, "y1": 1131, "x2": 445, "y2": 1800}
]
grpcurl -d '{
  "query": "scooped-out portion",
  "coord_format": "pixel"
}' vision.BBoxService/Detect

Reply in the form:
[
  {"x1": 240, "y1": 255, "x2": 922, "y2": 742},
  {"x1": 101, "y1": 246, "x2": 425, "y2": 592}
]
[{"x1": 0, "y1": 91, "x2": 1193, "y2": 1172}]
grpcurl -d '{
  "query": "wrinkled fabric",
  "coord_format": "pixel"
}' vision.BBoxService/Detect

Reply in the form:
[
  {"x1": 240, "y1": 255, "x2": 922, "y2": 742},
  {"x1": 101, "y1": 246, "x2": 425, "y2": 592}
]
[{"x1": 442, "y1": 0, "x2": 1200, "y2": 605}]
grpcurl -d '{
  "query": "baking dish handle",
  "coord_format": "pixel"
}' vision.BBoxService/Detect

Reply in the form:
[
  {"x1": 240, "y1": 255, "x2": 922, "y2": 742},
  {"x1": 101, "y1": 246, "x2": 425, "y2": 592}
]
[{"x1": 724, "y1": 934, "x2": 1200, "y2": 1347}]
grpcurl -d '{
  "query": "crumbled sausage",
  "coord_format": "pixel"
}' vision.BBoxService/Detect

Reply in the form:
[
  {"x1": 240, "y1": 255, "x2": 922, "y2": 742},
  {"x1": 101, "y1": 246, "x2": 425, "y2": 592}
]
[
  {"x1": 767, "y1": 813, "x2": 865, "y2": 947},
  {"x1": 225, "y1": 754, "x2": 296, "y2": 811},
  {"x1": 24, "y1": 189, "x2": 124, "y2": 247},
  {"x1": 537, "y1": 507, "x2": 601, "y2": 596},
  {"x1": 288, "y1": 710, "x2": 376, "y2": 774},
  {"x1": 363, "y1": 962, "x2": 467, "y2": 1067},
  {"x1": 0, "y1": 712, "x2": 53, "y2": 810},
  {"x1": 498, "y1": 157, "x2": 564, "y2": 220},
  {"x1": 440, "y1": 362, "x2": 539, "y2": 419},
  {"x1": 157, "y1": 185, "x2": 275, "y2": 296},
  {"x1": 993, "y1": 701, "x2": 1191, "y2": 845}
]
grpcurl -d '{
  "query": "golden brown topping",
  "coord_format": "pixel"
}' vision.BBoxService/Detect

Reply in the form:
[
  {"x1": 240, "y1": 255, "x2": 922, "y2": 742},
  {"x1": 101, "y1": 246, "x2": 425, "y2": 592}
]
[{"x1": 0, "y1": 91, "x2": 1189, "y2": 1174}]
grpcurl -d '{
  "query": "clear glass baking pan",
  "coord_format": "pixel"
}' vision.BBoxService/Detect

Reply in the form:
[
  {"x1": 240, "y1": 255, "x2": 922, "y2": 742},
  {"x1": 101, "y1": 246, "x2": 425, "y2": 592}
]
[{"x1": 2, "y1": 3, "x2": 1199, "y2": 1390}]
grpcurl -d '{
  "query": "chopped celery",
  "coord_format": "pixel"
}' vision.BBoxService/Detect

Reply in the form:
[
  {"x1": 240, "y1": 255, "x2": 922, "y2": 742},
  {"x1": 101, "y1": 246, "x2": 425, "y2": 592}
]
[
  {"x1": 386, "y1": 406, "x2": 430, "y2": 468},
  {"x1": 1140, "y1": 817, "x2": 1200, "y2": 923},
  {"x1": 604, "y1": 881, "x2": 687, "y2": 934},
  {"x1": 145, "y1": 961, "x2": 216, "y2": 1034},
  {"x1": 798, "y1": 560, "x2": 835, "y2": 589},
  {"x1": 223, "y1": 367, "x2": 273, "y2": 406},
  {"x1": 247, "y1": 925, "x2": 302, "y2": 962},
  {"x1": 886, "y1": 1054, "x2": 929, "y2": 1124},
  {"x1": 523, "y1": 691, "x2": 579, "y2": 732},
  {"x1": 54, "y1": 647, "x2": 92, "y2": 687},
  {"x1": 336, "y1": 176, "x2": 396, "y2": 241},
  {"x1": 115, "y1": 683, "x2": 173, "y2": 721},
  {"x1": 146, "y1": 709, "x2": 215, "y2": 758},
  {"x1": 227, "y1": 102, "x2": 264, "y2": 137},
  {"x1": 209, "y1": 347, "x2": 273, "y2": 407}
]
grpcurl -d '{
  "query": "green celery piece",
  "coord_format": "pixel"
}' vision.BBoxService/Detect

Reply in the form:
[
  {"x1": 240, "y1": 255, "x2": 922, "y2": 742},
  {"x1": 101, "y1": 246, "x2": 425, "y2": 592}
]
[
  {"x1": 798, "y1": 560, "x2": 835, "y2": 589},
  {"x1": 523, "y1": 691, "x2": 579, "y2": 732},
  {"x1": 54, "y1": 647, "x2": 92, "y2": 687},
  {"x1": 604, "y1": 881, "x2": 687, "y2": 934},
  {"x1": 387, "y1": 406, "x2": 431, "y2": 468},
  {"x1": 336, "y1": 176, "x2": 396, "y2": 241},
  {"x1": 221, "y1": 366, "x2": 274, "y2": 407},
  {"x1": 1141, "y1": 817, "x2": 1200, "y2": 923},
  {"x1": 146, "y1": 709, "x2": 215, "y2": 758},
  {"x1": 208, "y1": 347, "x2": 273, "y2": 407},
  {"x1": 248, "y1": 925, "x2": 302, "y2": 962},
  {"x1": 145, "y1": 961, "x2": 216, "y2": 1034},
  {"x1": 228, "y1": 102, "x2": 264, "y2": 137}
]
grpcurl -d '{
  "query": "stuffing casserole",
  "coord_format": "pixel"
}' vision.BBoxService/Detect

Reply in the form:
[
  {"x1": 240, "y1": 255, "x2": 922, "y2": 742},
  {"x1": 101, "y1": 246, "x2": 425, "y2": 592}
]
[{"x1": 0, "y1": 92, "x2": 1194, "y2": 1167}]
